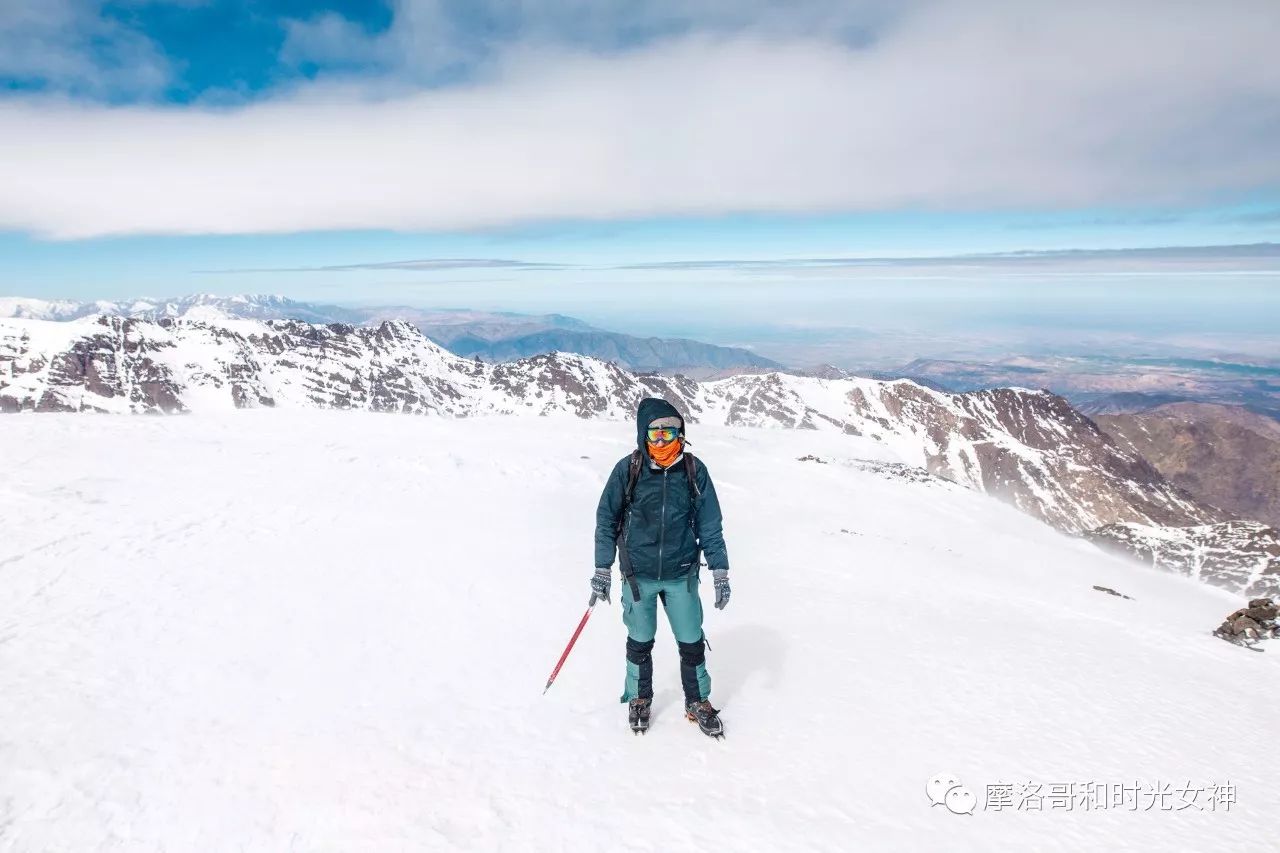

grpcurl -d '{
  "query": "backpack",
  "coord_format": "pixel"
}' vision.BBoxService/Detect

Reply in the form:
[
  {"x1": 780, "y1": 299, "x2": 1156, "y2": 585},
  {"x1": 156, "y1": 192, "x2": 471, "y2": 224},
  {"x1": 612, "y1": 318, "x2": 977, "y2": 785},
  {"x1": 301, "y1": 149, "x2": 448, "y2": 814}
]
[{"x1": 613, "y1": 449, "x2": 702, "y2": 599}]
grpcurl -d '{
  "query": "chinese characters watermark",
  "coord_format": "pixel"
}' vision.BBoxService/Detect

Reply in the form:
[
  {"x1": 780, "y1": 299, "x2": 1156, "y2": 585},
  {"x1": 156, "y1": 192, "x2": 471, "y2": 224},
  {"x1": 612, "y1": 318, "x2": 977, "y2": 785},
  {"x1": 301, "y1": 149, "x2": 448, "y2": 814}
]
[
  {"x1": 984, "y1": 780, "x2": 1235, "y2": 812},
  {"x1": 928, "y1": 774, "x2": 1236, "y2": 815}
]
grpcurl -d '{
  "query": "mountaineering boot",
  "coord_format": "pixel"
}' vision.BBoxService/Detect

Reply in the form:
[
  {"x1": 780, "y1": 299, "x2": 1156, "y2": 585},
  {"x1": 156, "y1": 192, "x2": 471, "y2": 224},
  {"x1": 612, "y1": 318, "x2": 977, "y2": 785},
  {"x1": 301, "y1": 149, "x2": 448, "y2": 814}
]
[
  {"x1": 685, "y1": 699, "x2": 724, "y2": 738},
  {"x1": 628, "y1": 697, "x2": 652, "y2": 734}
]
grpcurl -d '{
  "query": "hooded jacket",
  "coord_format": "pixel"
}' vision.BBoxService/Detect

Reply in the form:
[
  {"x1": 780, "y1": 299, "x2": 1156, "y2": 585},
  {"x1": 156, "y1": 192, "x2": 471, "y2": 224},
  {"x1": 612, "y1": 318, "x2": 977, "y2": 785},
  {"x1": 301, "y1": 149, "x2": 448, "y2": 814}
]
[{"x1": 594, "y1": 398, "x2": 729, "y2": 580}]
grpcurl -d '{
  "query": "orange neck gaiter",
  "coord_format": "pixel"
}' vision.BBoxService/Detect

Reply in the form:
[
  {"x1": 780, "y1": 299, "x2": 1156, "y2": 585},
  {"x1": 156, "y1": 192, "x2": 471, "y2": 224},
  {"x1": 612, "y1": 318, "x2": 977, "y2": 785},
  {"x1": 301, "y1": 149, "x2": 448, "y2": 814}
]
[{"x1": 647, "y1": 438, "x2": 683, "y2": 468}]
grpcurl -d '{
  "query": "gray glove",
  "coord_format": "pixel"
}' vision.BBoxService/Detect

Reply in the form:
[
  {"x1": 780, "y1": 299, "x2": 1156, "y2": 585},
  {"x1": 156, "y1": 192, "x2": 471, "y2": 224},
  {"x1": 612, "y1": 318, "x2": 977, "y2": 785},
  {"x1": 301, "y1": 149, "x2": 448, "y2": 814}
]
[
  {"x1": 591, "y1": 567, "x2": 611, "y2": 604},
  {"x1": 712, "y1": 569, "x2": 730, "y2": 610}
]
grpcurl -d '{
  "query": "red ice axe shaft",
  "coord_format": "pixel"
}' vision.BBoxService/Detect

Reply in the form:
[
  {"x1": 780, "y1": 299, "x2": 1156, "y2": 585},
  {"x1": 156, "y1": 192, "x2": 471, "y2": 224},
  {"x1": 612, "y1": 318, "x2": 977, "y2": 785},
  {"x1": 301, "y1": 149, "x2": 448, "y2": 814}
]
[{"x1": 543, "y1": 593, "x2": 598, "y2": 694}]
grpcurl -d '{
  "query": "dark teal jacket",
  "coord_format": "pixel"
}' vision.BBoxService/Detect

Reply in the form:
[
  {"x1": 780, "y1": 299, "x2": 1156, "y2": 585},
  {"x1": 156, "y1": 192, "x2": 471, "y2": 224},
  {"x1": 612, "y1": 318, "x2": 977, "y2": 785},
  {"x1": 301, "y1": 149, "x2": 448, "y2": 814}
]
[{"x1": 594, "y1": 398, "x2": 729, "y2": 579}]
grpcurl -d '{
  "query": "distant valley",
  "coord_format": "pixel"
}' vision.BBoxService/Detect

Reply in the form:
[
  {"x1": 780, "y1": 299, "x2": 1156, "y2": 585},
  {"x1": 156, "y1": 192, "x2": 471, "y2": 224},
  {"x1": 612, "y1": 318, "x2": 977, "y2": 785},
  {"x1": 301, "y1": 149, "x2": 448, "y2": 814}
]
[{"x1": 888, "y1": 354, "x2": 1280, "y2": 421}]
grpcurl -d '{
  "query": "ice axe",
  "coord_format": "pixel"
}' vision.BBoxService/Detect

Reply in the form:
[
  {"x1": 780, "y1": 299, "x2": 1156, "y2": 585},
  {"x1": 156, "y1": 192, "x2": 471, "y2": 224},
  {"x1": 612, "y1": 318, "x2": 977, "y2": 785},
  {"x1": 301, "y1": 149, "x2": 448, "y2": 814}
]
[{"x1": 543, "y1": 593, "x2": 599, "y2": 694}]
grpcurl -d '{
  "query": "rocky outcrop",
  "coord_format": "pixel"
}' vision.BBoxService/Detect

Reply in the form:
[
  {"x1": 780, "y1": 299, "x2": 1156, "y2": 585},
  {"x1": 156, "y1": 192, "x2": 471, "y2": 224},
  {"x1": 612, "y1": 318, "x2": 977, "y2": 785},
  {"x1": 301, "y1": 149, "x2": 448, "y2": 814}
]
[
  {"x1": 1092, "y1": 585, "x2": 1135, "y2": 600},
  {"x1": 1085, "y1": 521, "x2": 1280, "y2": 598},
  {"x1": 1212, "y1": 597, "x2": 1278, "y2": 648}
]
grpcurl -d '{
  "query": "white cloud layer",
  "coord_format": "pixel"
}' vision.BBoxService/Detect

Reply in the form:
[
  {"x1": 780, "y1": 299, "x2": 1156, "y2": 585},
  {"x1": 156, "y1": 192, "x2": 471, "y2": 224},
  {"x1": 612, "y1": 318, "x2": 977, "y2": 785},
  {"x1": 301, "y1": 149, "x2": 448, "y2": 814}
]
[{"x1": 3, "y1": 0, "x2": 1279, "y2": 238}]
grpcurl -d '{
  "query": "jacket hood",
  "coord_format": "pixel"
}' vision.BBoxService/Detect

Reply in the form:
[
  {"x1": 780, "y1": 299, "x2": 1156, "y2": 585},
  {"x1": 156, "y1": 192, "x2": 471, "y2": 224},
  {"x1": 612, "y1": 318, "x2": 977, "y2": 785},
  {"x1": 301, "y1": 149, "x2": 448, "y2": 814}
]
[{"x1": 635, "y1": 397, "x2": 684, "y2": 451}]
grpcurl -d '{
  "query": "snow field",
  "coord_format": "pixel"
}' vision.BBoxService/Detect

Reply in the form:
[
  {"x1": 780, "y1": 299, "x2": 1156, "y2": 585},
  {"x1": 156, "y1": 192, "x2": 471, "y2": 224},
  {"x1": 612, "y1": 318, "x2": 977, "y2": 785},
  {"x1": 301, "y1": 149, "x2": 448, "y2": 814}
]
[{"x1": 1, "y1": 411, "x2": 1276, "y2": 851}]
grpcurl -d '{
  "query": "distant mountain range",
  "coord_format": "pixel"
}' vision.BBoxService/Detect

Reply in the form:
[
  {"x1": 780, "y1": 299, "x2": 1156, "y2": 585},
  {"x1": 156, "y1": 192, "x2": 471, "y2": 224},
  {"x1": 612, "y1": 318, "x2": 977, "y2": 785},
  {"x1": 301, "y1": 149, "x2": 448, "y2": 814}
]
[
  {"x1": 5, "y1": 310, "x2": 1274, "y2": 598},
  {"x1": 440, "y1": 329, "x2": 783, "y2": 375},
  {"x1": 0, "y1": 293, "x2": 369, "y2": 325},
  {"x1": 0, "y1": 294, "x2": 781, "y2": 375}
]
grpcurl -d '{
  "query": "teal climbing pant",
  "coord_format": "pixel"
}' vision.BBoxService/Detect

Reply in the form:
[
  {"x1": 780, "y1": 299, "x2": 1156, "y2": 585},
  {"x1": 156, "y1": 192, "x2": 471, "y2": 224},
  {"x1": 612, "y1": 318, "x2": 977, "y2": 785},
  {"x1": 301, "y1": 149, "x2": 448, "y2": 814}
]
[{"x1": 620, "y1": 573, "x2": 711, "y2": 703}]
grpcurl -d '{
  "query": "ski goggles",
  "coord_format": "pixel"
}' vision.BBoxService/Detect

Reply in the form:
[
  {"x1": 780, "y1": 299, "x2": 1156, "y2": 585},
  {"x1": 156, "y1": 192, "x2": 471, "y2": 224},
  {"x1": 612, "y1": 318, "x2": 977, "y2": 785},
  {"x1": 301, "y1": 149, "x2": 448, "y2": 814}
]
[{"x1": 646, "y1": 426, "x2": 680, "y2": 443}]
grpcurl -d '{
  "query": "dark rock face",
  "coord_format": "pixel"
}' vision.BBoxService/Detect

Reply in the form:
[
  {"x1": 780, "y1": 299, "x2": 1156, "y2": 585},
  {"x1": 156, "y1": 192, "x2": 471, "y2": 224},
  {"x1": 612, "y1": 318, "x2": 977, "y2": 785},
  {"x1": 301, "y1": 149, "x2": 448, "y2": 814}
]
[
  {"x1": 1086, "y1": 521, "x2": 1280, "y2": 598},
  {"x1": 1094, "y1": 402, "x2": 1280, "y2": 528},
  {"x1": 1, "y1": 317, "x2": 187, "y2": 413}
]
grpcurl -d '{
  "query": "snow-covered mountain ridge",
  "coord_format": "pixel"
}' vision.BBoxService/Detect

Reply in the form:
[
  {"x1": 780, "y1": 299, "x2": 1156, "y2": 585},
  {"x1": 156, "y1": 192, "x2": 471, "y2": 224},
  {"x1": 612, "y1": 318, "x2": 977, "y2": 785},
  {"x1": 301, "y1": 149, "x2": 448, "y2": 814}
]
[{"x1": 4, "y1": 313, "x2": 1270, "y2": 597}]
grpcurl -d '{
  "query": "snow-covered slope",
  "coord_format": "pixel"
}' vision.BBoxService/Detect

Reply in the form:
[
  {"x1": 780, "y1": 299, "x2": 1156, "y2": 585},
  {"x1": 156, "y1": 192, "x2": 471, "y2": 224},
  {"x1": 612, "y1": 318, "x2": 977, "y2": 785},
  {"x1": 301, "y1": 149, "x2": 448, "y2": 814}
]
[{"x1": 0, "y1": 412, "x2": 1273, "y2": 851}]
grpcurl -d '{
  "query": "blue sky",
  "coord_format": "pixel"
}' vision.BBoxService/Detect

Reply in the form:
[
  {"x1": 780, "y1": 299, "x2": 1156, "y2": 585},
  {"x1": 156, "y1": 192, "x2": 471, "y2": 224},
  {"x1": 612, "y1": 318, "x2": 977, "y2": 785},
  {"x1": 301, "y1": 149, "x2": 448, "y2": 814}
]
[
  {"x1": 3, "y1": 0, "x2": 394, "y2": 102},
  {"x1": 1, "y1": 0, "x2": 1279, "y2": 348}
]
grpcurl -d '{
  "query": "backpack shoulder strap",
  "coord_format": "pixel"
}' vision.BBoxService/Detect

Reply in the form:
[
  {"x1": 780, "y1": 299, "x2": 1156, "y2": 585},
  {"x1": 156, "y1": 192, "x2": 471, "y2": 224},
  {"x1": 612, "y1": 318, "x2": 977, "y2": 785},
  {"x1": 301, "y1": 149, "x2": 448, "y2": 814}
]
[
  {"x1": 616, "y1": 449, "x2": 644, "y2": 533},
  {"x1": 625, "y1": 449, "x2": 644, "y2": 502},
  {"x1": 683, "y1": 453, "x2": 701, "y2": 499},
  {"x1": 684, "y1": 453, "x2": 704, "y2": 567},
  {"x1": 616, "y1": 450, "x2": 646, "y2": 601}
]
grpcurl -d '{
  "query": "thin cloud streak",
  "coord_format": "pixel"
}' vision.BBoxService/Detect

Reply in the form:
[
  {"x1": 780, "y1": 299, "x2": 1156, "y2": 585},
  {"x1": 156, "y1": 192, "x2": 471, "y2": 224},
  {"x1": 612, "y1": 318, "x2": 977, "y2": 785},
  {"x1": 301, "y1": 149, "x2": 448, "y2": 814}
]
[
  {"x1": 1222, "y1": 209, "x2": 1280, "y2": 224},
  {"x1": 1006, "y1": 214, "x2": 1186, "y2": 230},
  {"x1": 615, "y1": 243, "x2": 1280, "y2": 271},
  {"x1": 193, "y1": 242, "x2": 1280, "y2": 279},
  {"x1": 196, "y1": 258, "x2": 564, "y2": 273}
]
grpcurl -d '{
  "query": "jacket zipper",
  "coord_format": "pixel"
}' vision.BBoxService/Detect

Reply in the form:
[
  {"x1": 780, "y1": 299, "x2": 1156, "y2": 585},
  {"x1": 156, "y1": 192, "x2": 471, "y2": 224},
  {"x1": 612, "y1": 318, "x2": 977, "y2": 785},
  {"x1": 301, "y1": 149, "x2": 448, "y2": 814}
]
[{"x1": 658, "y1": 468, "x2": 668, "y2": 580}]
